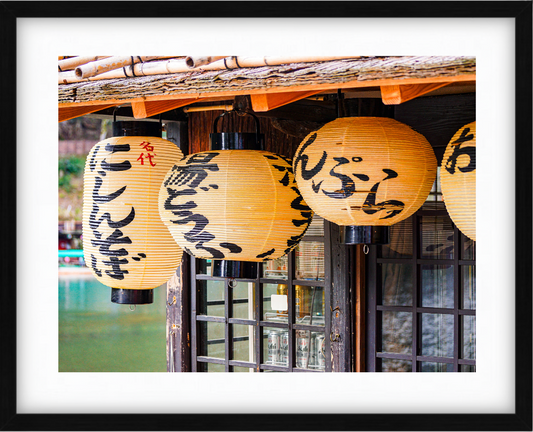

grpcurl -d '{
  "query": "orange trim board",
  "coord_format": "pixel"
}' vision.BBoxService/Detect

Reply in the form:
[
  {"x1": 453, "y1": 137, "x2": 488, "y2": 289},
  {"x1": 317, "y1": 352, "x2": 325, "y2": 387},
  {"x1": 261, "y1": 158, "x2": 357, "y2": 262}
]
[
  {"x1": 131, "y1": 98, "x2": 199, "y2": 119},
  {"x1": 380, "y1": 83, "x2": 451, "y2": 105},
  {"x1": 58, "y1": 103, "x2": 119, "y2": 122},
  {"x1": 58, "y1": 75, "x2": 476, "y2": 109}
]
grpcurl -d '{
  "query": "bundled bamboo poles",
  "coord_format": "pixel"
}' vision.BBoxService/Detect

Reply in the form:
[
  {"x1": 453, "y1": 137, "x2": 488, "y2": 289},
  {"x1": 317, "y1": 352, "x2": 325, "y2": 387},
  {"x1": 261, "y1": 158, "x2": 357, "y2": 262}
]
[
  {"x1": 185, "y1": 56, "x2": 228, "y2": 68},
  {"x1": 58, "y1": 55, "x2": 361, "y2": 84},
  {"x1": 58, "y1": 56, "x2": 112, "y2": 72},
  {"x1": 74, "y1": 55, "x2": 178, "y2": 79}
]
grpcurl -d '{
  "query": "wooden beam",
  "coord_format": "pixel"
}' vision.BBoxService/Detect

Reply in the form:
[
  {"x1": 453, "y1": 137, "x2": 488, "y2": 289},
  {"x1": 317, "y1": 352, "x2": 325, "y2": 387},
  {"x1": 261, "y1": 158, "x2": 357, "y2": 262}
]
[
  {"x1": 59, "y1": 74, "x2": 475, "y2": 109},
  {"x1": 250, "y1": 90, "x2": 322, "y2": 112},
  {"x1": 131, "y1": 98, "x2": 198, "y2": 119},
  {"x1": 58, "y1": 103, "x2": 119, "y2": 122},
  {"x1": 380, "y1": 82, "x2": 451, "y2": 105}
]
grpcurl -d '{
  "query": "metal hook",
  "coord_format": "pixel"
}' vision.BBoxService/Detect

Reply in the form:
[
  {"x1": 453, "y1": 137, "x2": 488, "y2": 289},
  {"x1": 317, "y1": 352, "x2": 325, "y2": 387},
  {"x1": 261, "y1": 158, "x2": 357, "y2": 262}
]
[
  {"x1": 112, "y1": 106, "x2": 120, "y2": 123},
  {"x1": 330, "y1": 333, "x2": 341, "y2": 343},
  {"x1": 228, "y1": 278, "x2": 237, "y2": 288},
  {"x1": 129, "y1": 304, "x2": 136, "y2": 311},
  {"x1": 363, "y1": 245, "x2": 370, "y2": 255},
  {"x1": 167, "y1": 296, "x2": 176, "y2": 306}
]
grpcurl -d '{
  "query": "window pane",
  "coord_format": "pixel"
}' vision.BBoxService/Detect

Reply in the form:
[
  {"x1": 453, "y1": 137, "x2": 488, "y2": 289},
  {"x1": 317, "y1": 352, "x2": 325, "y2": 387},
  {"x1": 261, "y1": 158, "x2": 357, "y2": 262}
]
[
  {"x1": 463, "y1": 236, "x2": 476, "y2": 260},
  {"x1": 381, "y1": 263, "x2": 413, "y2": 306},
  {"x1": 420, "y1": 362, "x2": 454, "y2": 372},
  {"x1": 198, "y1": 321, "x2": 225, "y2": 359},
  {"x1": 381, "y1": 358, "x2": 412, "y2": 372},
  {"x1": 462, "y1": 316, "x2": 476, "y2": 360},
  {"x1": 232, "y1": 282, "x2": 255, "y2": 320},
  {"x1": 421, "y1": 215, "x2": 454, "y2": 259},
  {"x1": 263, "y1": 283, "x2": 288, "y2": 323},
  {"x1": 263, "y1": 327, "x2": 288, "y2": 367},
  {"x1": 233, "y1": 366, "x2": 255, "y2": 373},
  {"x1": 425, "y1": 167, "x2": 443, "y2": 203},
  {"x1": 197, "y1": 280, "x2": 224, "y2": 317},
  {"x1": 460, "y1": 364, "x2": 476, "y2": 372},
  {"x1": 295, "y1": 285, "x2": 325, "y2": 326},
  {"x1": 206, "y1": 362, "x2": 225, "y2": 372},
  {"x1": 306, "y1": 214, "x2": 325, "y2": 236},
  {"x1": 421, "y1": 313, "x2": 454, "y2": 358},
  {"x1": 295, "y1": 241, "x2": 324, "y2": 281},
  {"x1": 381, "y1": 311, "x2": 412, "y2": 355},
  {"x1": 421, "y1": 265, "x2": 454, "y2": 309},
  {"x1": 196, "y1": 258, "x2": 212, "y2": 276},
  {"x1": 462, "y1": 266, "x2": 476, "y2": 310},
  {"x1": 381, "y1": 217, "x2": 413, "y2": 258},
  {"x1": 294, "y1": 331, "x2": 326, "y2": 371},
  {"x1": 262, "y1": 255, "x2": 288, "y2": 279},
  {"x1": 232, "y1": 324, "x2": 255, "y2": 362}
]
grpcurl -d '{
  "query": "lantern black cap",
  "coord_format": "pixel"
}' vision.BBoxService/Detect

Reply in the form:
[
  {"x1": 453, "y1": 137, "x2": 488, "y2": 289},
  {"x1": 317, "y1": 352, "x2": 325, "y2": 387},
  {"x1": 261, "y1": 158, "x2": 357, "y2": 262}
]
[
  {"x1": 212, "y1": 260, "x2": 258, "y2": 279},
  {"x1": 111, "y1": 288, "x2": 154, "y2": 305},
  {"x1": 112, "y1": 121, "x2": 162, "y2": 137},
  {"x1": 209, "y1": 110, "x2": 264, "y2": 150},
  {"x1": 340, "y1": 226, "x2": 390, "y2": 245}
]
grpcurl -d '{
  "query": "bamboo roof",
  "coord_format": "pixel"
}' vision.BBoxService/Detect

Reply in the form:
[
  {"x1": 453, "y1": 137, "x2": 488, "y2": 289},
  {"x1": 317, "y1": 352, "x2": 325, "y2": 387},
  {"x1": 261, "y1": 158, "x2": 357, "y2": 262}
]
[{"x1": 58, "y1": 56, "x2": 476, "y2": 122}]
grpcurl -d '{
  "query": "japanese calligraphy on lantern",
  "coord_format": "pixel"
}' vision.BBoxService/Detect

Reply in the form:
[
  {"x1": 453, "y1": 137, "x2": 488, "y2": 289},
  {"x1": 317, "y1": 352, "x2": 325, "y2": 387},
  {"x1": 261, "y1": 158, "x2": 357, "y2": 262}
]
[
  {"x1": 159, "y1": 150, "x2": 313, "y2": 261},
  {"x1": 440, "y1": 121, "x2": 476, "y2": 241},
  {"x1": 293, "y1": 117, "x2": 437, "y2": 227},
  {"x1": 82, "y1": 136, "x2": 183, "y2": 289}
]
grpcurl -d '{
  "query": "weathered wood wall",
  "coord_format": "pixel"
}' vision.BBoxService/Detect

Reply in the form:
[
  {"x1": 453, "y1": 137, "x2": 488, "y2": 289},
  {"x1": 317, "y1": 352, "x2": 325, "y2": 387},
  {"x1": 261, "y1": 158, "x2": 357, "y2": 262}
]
[{"x1": 188, "y1": 110, "x2": 304, "y2": 158}]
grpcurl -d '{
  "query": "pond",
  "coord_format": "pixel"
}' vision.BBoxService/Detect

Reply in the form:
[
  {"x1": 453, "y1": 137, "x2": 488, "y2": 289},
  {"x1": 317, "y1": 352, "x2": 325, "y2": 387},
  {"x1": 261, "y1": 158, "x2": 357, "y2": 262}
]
[{"x1": 58, "y1": 272, "x2": 167, "y2": 372}]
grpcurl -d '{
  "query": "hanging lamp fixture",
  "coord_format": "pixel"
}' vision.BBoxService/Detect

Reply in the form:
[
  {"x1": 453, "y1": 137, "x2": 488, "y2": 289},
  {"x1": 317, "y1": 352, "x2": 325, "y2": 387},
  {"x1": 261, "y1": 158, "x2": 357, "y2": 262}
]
[
  {"x1": 159, "y1": 110, "x2": 313, "y2": 278},
  {"x1": 82, "y1": 120, "x2": 183, "y2": 304}
]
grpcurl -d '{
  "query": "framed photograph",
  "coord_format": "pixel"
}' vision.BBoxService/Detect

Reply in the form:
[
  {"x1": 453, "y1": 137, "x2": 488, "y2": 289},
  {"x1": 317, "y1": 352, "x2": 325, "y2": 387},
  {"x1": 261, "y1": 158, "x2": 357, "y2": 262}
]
[{"x1": 1, "y1": 2, "x2": 531, "y2": 430}]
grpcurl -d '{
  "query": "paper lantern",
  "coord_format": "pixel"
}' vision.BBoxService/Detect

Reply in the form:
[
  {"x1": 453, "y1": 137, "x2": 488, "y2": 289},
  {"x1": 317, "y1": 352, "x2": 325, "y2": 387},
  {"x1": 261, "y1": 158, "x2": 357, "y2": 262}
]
[
  {"x1": 293, "y1": 117, "x2": 437, "y2": 244},
  {"x1": 158, "y1": 111, "x2": 313, "y2": 277},
  {"x1": 83, "y1": 122, "x2": 183, "y2": 304},
  {"x1": 440, "y1": 121, "x2": 476, "y2": 241}
]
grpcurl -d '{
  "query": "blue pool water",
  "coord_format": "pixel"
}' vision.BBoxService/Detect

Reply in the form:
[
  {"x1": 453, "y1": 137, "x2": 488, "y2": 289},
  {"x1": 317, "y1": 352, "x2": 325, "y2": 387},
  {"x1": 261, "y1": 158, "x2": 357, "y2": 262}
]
[{"x1": 58, "y1": 273, "x2": 167, "y2": 372}]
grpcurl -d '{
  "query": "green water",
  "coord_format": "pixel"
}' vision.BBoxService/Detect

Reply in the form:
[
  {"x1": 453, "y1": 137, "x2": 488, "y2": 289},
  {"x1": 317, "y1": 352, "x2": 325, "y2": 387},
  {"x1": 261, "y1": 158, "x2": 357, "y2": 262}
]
[{"x1": 58, "y1": 275, "x2": 167, "y2": 372}]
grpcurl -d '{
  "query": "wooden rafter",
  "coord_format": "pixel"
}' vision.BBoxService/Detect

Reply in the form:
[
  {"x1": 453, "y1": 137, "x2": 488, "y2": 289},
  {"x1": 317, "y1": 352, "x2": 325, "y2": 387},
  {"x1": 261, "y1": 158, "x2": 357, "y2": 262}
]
[
  {"x1": 58, "y1": 103, "x2": 120, "y2": 122},
  {"x1": 131, "y1": 98, "x2": 199, "y2": 119},
  {"x1": 250, "y1": 90, "x2": 323, "y2": 112},
  {"x1": 380, "y1": 83, "x2": 451, "y2": 105}
]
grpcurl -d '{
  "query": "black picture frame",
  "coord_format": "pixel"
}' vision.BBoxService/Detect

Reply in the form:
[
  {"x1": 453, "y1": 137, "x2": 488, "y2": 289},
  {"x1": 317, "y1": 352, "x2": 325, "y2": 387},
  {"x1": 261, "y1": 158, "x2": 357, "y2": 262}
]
[{"x1": 1, "y1": 1, "x2": 531, "y2": 430}]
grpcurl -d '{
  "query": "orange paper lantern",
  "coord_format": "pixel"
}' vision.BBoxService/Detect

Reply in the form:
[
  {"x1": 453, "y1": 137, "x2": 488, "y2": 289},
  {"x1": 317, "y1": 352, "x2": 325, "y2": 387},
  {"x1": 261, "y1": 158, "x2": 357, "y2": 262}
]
[
  {"x1": 293, "y1": 117, "x2": 437, "y2": 244},
  {"x1": 440, "y1": 121, "x2": 476, "y2": 241},
  {"x1": 82, "y1": 123, "x2": 183, "y2": 304}
]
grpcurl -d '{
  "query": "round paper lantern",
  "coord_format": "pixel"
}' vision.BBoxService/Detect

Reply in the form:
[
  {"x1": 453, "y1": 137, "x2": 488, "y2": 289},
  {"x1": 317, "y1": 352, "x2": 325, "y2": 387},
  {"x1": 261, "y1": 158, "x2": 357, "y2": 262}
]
[
  {"x1": 83, "y1": 122, "x2": 183, "y2": 304},
  {"x1": 159, "y1": 149, "x2": 313, "y2": 265},
  {"x1": 159, "y1": 111, "x2": 313, "y2": 278},
  {"x1": 440, "y1": 121, "x2": 476, "y2": 241},
  {"x1": 293, "y1": 117, "x2": 437, "y2": 244}
]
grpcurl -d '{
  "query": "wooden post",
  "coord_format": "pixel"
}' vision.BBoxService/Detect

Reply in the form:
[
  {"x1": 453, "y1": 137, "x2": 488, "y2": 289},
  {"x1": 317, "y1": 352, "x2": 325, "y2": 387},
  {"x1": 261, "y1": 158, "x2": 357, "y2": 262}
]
[
  {"x1": 354, "y1": 244, "x2": 366, "y2": 372},
  {"x1": 329, "y1": 222, "x2": 353, "y2": 372},
  {"x1": 164, "y1": 121, "x2": 191, "y2": 372}
]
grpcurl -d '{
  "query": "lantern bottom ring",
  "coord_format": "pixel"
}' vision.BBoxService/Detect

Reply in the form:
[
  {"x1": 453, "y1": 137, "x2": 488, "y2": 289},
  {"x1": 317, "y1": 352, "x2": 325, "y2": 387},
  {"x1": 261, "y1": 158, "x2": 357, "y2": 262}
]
[
  {"x1": 212, "y1": 260, "x2": 258, "y2": 279},
  {"x1": 111, "y1": 288, "x2": 154, "y2": 305},
  {"x1": 340, "y1": 225, "x2": 390, "y2": 245}
]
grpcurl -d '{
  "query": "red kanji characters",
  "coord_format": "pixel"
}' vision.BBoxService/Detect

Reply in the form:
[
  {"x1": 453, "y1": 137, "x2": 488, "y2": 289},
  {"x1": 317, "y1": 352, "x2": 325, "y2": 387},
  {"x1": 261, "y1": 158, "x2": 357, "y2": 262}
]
[{"x1": 137, "y1": 141, "x2": 156, "y2": 167}]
